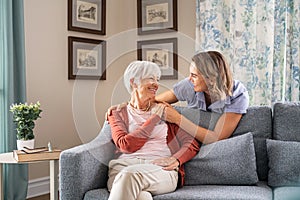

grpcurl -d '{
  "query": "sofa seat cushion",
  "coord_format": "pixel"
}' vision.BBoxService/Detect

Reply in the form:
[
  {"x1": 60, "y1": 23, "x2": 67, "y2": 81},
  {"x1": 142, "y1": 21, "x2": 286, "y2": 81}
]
[
  {"x1": 84, "y1": 188, "x2": 109, "y2": 200},
  {"x1": 154, "y1": 182, "x2": 272, "y2": 200},
  {"x1": 273, "y1": 187, "x2": 300, "y2": 200},
  {"x1": 83, "y1": 182, "x2": 272, "y2": 200},
  {"x1": 185, "y1": 133, "x2": 258, "y2": 185}
]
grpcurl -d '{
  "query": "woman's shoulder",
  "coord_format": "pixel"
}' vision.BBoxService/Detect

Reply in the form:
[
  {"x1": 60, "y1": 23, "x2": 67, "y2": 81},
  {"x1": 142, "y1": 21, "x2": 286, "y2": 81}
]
[
  {"x1": 224, "y1": 80, "x2": 249, "y2": 113},
  {"x1": 111, "y1": 105, "x2": 128, "y2": 119},
  {"x1": 232, "y1": 80, "x2": 248, "y2": 96},
  {"x1": 173, "y1": 78, "x2": 196, "y2": 101},
  {"x1": 174, "y1": 78, "x2": 193, "y2": 88}
]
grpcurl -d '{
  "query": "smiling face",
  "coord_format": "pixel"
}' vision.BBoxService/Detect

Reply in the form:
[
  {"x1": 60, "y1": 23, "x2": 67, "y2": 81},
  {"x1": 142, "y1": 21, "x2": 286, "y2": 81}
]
[
  {"x1": 136, "y1": 75, "x2": 160, "y2": 101},
  {"x1": 188, "y1": 62, "x2": 208, "y2": 93}
]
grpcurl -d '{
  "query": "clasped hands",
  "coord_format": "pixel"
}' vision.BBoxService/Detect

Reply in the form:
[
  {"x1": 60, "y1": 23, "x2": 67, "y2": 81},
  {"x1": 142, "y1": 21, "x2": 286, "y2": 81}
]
[
  {"x1": 152, "y1": 156, "x2": 180, "y2": 171},
  {"x1": 105, "y1": 101, "x2": 181, "y2": 125}
]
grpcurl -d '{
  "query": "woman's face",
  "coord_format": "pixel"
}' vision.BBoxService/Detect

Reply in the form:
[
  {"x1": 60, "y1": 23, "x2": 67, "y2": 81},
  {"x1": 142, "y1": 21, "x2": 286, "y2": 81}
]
[
  {"x1": 136, "y1": 75, "x2": 159, "y2": 100},
  {"x1": 188, "y1": 62, "x2": 208, "y2": 93}
]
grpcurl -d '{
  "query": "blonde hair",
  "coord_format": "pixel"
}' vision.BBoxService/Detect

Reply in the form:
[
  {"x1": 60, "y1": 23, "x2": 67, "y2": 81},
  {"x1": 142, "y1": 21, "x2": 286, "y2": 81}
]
[{"x1": 192, "y1": 51, "x2": 233, "y2": 100}]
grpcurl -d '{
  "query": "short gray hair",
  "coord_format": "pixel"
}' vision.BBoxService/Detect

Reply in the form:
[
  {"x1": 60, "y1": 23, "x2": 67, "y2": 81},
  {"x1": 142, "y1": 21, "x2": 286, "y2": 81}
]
[{"x1": 124, "y1": 61, "x2": 161, "y2": 93}]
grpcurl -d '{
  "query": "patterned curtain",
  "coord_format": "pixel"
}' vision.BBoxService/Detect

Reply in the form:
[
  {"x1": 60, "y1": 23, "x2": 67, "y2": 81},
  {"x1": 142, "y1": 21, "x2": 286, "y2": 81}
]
[{"x1": 195, "y1": 0, "x2": 299, "y2": 105}]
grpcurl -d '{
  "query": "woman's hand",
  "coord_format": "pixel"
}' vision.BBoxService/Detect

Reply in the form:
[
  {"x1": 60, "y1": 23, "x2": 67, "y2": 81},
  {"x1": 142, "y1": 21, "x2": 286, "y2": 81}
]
[
  {"x1": 150, "y1": 103, "x2": 165, "y2": 119},
  {"x1": 164, "y1": 105, "x2": 182, "y2": 125},
  {"x1": 152, "y1": 157, "x2": 179, "y2": 171},
  {"x1": 105, "y1": 102, "x2": 127, "y2": 120}
]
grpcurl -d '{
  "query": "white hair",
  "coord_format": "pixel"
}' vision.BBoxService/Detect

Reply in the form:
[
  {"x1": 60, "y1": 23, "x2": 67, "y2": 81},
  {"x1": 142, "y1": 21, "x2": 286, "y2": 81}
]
[{"x1": 123, "y1": 61, "x2": 161, "y2": 93}]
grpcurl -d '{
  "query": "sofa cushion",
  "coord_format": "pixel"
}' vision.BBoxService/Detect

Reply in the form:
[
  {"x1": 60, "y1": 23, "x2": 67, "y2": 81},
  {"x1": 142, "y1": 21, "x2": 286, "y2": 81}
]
[
  {"x1": 273, "y1": 102, "x2": 300, "y2": 141},
  {"x1": 83, "y1": 182, "x2": 272, "y2": 200},
  {"x1": 84, "y1": 188, "x2": 109, "y2": 200},
  {"x1": 154, "y1": 182, "x2": 272, "y2": 200},
  {"x1": 175, "y1": 106, "x2": 272, "y2": 181},
  {"x1": 233, "y1": 106, "x2": 272, "y2": 181},
  {"x1": 184, "y1": 133, "x2": 259, "y2": 185},
  {"x1": 267, "y1": 139, "x2": 300, "y2": 187},
  {"x1": 273, "y1": 187, "x2": 300, "y2": 200}
]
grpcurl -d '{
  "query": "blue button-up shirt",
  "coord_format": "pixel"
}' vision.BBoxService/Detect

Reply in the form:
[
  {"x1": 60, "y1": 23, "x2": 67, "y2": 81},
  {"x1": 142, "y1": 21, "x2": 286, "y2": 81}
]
[{"x1": 173, "y1": 78, "x2": 249, "y2": 114}]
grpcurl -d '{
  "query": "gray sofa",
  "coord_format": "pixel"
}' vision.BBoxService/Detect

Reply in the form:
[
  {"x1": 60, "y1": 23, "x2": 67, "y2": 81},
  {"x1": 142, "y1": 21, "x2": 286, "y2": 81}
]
[{"x1": 59, "y1": 102, "x2": 300, "y2": 200}]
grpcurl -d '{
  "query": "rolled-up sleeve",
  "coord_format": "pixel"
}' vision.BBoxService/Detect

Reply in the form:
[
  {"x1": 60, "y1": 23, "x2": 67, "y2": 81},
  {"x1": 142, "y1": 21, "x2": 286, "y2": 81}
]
[
  {"x1": 173, "y1": 78, "x2": 195, "y2": 101},
  {"x1": 225, "y1": 81, "x2": 249, "y2": 114}
]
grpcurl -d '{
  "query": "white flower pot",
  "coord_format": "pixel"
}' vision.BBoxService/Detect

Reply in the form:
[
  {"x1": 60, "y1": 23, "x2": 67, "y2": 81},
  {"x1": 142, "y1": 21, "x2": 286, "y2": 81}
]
[{"x1": 17, "y1": 139, "x2": 35, "y2": 150}]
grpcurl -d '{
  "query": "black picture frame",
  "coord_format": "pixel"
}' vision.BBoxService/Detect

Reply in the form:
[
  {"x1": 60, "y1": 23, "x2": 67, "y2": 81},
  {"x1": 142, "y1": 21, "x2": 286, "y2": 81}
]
[
  {"x1": 68, "y1": 0, "x2": 106, "y2": 35},
  {"x1": 137, "y1": 0, "x2": 178, "y2": 35},
  {"x1": 137, "y1": 38, "x2": 178, "y2": 80},
  {"x1": 68, "y1": 36, "x2": 106, "y2": 80}
]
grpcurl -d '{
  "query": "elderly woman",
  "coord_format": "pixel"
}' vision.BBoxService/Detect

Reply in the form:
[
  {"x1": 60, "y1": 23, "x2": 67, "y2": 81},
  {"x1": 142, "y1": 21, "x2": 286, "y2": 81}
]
[{"x1": 107, "y1": 61, "x2": 200, "y2": 200}]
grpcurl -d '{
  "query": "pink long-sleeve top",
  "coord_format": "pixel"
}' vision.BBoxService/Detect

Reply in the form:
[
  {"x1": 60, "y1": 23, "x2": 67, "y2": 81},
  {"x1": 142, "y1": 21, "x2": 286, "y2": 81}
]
[{"x1": 108, "y1": 106, "x2": 200, "y2": 187}]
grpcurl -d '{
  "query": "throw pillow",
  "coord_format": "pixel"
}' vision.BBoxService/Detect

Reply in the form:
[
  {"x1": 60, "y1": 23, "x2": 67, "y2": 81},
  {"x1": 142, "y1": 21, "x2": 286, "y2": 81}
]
[
  {"x1": 267, "y1": 139, "x2": 300, "y2": 187},
  {"x1": 184, "y1": 132, "x2": 259, "y2": 185}
]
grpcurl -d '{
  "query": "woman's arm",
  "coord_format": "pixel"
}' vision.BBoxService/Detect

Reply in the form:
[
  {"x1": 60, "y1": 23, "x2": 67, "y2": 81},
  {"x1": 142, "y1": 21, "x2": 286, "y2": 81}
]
[
  {"x1": 164, "y1": 106, "x2": 242, "y2": 144},
  {"x1": 155, "y1": 90, "x2": 178, "y2": 104},
  {"x1": 172, "y1": 125, "x2": 200, "y2": 165},
  {"x1": 108, "y1": 109, "x2": 160, "y2": 153},
  {"x1": 152, "y1": 124, "x2": 200, "y2": 170}
]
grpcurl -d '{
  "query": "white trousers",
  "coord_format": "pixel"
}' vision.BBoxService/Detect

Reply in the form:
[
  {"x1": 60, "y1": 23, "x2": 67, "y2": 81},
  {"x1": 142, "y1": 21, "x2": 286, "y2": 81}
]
[{"x1": 107, "y1": 158, "x2": 178, "y2": 200}]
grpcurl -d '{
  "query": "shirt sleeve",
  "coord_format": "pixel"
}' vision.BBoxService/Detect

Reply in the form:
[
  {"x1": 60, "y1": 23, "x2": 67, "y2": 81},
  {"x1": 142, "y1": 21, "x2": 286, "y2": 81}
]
[
  {"x1": 173, "y1": 78, "x2": 196, "y2": 101},
  {"x1": 225, "y1": 81, "x2": 249, "y2": 114},
  {"x1": 168, "y1": 124, "x2": 200, "y2": 166}
]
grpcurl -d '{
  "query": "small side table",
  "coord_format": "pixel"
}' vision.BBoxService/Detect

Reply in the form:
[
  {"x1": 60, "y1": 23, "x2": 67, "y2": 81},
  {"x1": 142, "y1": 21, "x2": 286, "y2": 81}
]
[{"x1": 0, "y1": 152, "x2": 59, "y2": 200}]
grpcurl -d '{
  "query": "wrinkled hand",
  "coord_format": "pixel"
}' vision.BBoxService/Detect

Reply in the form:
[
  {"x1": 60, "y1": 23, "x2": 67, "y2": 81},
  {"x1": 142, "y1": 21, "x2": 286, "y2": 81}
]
[
  {"x1": 105, "y1": 102, "x2": 127, "y2": 120},
  {"x1": 150, "y1": 103, "x2": 165, "y2": 119},
  {"x1": 164, "y1": 105, "x2": 181, "y2": 125},
  {"x1": 152, "y1": 157, "x2": 179, "y2": 171}
]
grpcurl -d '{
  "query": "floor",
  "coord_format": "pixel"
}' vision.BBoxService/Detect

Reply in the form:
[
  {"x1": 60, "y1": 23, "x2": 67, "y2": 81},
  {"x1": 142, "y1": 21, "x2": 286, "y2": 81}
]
[{"x1": 27, "y1": 194, "x2": 50, "y2": 200}]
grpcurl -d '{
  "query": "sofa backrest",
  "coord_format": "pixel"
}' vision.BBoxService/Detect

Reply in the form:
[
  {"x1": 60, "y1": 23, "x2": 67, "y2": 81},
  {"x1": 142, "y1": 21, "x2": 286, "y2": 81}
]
[
  {"x1": 233, "y1": 106, "x2": 273, "y2": 181},
  {"x1": 273, "y1": 102, "x2": 300, "y2": 141},
  {"x1": 175, "y1": 106, "x2": 272, "y2": 181},
  {"x1": 267, "y1": 102, "x2": 300, "y2": 189}
]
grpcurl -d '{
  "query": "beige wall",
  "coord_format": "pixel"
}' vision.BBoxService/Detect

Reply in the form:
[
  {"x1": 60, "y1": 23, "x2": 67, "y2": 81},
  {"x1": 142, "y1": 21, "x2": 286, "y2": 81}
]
[{"x1": 24, "y1": 0, "x2": 196, "y2": 181}]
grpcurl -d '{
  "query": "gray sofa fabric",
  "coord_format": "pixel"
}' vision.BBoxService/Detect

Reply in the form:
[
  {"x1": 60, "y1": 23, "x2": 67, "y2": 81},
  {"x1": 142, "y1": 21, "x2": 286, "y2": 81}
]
[
  {"x1": 229, "y1": 106, "x2": 272, "y2": 181},
  {"x1": 84, "y1": 189, "x2": 109, "y2": 200},
  {"x1": 273, "y1": 102, "x2": 300, "y2": 141},
  {"x1": 271, "y1": 102, "x2": 300, "y2": 200},
  {"x1": 152, "y1": 182, "x2": 272, "y2": 200},
  {"x1": 60, "y1": 121, "x2": 115, "y2": 200},
  {"x1": 59, "y1": 103, "x2": 299, "y2": 200},
  {"x1": 175, "y1": 106, "x2": 272, "y2": 181},
  {"x1": 84, "y1": 182, "x2": 272, "y2": 200},
  {"x1": 184, "y1": 133, "x2": 258, "y2": 185},
  {"x1": 267, "y1": 139, "x2": 300, "y2": 187}
]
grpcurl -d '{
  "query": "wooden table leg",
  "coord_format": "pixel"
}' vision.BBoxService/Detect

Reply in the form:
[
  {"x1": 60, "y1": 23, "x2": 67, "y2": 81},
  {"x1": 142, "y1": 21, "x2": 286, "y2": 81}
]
[
  {"x1": 0, "y1": 164, "x2": 3, "y2": 200},
  {"x1": 50, "y1": 160, "x2": 59, "y2": 200}
]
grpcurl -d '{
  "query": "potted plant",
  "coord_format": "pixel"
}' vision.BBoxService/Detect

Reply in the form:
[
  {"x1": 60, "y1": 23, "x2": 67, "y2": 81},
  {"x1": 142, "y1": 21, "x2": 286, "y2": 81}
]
[{"x1": 10, "y1": 101, "x2": 42, "y2": 150}]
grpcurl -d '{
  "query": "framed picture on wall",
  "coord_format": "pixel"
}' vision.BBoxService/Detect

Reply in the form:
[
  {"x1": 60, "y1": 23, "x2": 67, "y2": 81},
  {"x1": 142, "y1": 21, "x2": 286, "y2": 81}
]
[
  {"x1": 137, "y1": 0, "x2": 178, "y2": 35},
  {"x1": 68, "y1": 36, "x2": 106, "y2": 80},
  {"x1": 68, "y1": 0, "x2": 106, "y2": 35},
  {"x1": 137, "y1": 38, "x2": 178, "y2": 80}
]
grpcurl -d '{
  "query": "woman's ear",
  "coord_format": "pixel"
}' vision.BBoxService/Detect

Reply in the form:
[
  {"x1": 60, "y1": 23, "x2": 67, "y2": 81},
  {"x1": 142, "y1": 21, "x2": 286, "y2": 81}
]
[{"x1": 130, "y1": 78, "x2": 137, "y2": 89}]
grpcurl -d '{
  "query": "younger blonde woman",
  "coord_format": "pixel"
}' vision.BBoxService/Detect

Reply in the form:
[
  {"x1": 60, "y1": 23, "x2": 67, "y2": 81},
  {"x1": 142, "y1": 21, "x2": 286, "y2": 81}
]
[{"x1": 156, "y1": 51, "x2": 249, "y2": 144}]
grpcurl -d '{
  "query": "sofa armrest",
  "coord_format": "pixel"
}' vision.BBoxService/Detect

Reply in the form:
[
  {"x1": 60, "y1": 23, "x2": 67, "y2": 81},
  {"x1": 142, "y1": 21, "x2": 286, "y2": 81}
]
[{"x1": 59, "y1": 121, "x2": 114, "y2": 200}]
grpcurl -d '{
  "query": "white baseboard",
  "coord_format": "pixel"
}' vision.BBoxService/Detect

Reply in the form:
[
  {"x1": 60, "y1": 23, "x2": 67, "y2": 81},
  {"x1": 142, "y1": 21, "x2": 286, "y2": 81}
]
[{"x1": 26, "y1": 176, "x2": 50, "y2": 198}]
